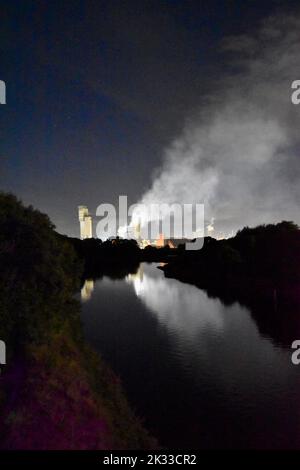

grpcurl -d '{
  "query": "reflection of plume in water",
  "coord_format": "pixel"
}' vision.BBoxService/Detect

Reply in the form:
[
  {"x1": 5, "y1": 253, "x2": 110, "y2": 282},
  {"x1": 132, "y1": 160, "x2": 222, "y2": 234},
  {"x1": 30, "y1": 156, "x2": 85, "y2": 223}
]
[
  {"x1": 81, "y1": 279, "x2": 94, "y2": 301},
  {"x1": 126, "y1": 265, "x2": 144, "y2": 296},
  {"x1": 126, "y1": 264, "x2": 290, "y2": 388},
  {"x1": 127, "y1": 264, "x2": 224, "y2": 336}
]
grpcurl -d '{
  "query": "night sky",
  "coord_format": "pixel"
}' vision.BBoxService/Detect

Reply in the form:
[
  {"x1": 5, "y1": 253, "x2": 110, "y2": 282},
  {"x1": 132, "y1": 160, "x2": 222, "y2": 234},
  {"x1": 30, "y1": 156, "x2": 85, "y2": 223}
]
[{"x1": 1, "y1": 0, "x2": 299, "y2": 237}]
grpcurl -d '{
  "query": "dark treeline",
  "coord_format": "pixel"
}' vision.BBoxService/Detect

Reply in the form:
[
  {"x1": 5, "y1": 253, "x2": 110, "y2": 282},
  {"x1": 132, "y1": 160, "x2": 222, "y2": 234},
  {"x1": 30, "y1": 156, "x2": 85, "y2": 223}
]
[
  {"x1": 0, "y1": 192, "x2": 155, "y2": 449},
  {"x1": 162, "y1": 221, "x2": 300, "y2": 296},
  {"x1": 63, "y1": 235, "x2": 178, "y2": 279},
  {"x1": 64, "y1": 236, "x2": 141, "y2": 279},
  {"x1": 0, "y1": 192, "x2": 82, "y2": 349}
]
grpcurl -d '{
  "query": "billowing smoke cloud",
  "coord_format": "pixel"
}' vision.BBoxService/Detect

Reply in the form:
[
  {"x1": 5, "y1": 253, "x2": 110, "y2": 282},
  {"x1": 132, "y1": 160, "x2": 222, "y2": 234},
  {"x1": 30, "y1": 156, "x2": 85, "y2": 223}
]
[{"x1": 133, "y1": 11, "x2": 300, "y2": 238}]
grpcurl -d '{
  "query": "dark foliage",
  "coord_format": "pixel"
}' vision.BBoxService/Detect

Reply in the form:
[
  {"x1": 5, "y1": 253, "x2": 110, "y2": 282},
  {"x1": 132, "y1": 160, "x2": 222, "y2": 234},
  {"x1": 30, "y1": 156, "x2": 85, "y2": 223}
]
[
  {"x1": 0, "y1": 192, "x2": 155, "y2": 449},
  {"x1": 0, "y1": 192, "x2": 83, "y2": 348},
  {"x1": 162, "y1": 222, "x2": 300, "y2": 306}
]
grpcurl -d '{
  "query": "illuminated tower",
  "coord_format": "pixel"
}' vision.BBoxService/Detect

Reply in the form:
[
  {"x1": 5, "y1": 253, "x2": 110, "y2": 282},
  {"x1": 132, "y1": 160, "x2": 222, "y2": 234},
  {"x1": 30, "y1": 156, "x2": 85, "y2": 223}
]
[
  {"x1": 134, "y1": 222, "x2": 141, "y2": 241},
  {"x1": 78, "y1": 205, "x2": 93, "y2": 239}
]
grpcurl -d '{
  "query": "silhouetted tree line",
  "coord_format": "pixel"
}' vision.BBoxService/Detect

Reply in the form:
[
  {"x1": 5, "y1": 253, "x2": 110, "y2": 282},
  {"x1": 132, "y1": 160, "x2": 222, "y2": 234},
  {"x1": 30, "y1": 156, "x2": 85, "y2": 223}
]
[
  {"x1": 0, "y1": 192, "x2": 83, "y2": 349},
  {"x1": 64, "y1": 235, "x2": 180, "y2": 277},
  {"x1": 162, "y1": 221, "x2": 300, "y2": 307},
  {"x1": 64, "y1": 236, "x2": 141, "y2": 278}
]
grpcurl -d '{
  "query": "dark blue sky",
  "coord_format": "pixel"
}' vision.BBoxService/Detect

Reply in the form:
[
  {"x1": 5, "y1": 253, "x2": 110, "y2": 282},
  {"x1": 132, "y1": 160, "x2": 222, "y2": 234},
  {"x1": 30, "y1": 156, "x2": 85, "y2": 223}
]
[{"x1": 0, "y1": 0, "x2": 294, "y2": 236}]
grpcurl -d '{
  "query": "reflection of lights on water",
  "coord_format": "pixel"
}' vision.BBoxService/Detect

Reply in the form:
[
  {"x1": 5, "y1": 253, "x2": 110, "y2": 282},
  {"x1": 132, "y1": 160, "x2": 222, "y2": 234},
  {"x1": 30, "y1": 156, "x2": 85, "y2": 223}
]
[
  {"x1": 81, "y1": 279, "x2": 94, "y2": 301},
  {"x1": 126, "y1": 264, "x2": 225, "y2": 336},
  {"x1": 126, "y1": 266, "x2": 144, "y2": 296},
  {"x1": 125, "y1": 265, "x2": 272, "y2": 388}
]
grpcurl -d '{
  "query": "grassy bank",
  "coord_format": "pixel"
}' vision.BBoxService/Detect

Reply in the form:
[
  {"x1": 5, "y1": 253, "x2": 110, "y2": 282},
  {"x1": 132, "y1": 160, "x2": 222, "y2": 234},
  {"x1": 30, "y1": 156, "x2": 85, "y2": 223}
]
[{"x1": 0, "y1": 192, "x2": 156, "y2": 449}]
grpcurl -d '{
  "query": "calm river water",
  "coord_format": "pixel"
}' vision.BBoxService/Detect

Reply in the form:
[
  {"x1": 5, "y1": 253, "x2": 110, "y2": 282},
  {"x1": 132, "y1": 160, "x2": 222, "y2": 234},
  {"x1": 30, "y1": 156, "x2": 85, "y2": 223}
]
[{"x1": 80, "y1": 263, "x2": 300, "y2": 449}]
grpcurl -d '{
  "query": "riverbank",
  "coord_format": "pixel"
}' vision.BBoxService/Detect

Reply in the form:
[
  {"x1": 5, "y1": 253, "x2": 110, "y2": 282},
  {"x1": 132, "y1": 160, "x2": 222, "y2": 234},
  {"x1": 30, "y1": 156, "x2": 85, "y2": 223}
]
[
  {"x1": 161, "y1": 262, "x2": 300, "y2": 310},
  {"x1": 160, "y1": 222, "x2": 300, "y2": 313},
  {"x1": 0, "y1": 305, "x2": 156, "y2": 449},
  {"x1": 0, "y1": 192, "x2": 156, "y2": 449}
]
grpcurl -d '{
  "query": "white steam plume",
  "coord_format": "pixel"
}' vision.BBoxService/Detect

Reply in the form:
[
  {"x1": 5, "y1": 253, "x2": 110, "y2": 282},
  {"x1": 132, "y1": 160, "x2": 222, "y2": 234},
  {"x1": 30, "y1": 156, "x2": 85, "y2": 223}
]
[{"x1": 132, "y1": 12, "x2": 300, "y2": 238}]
